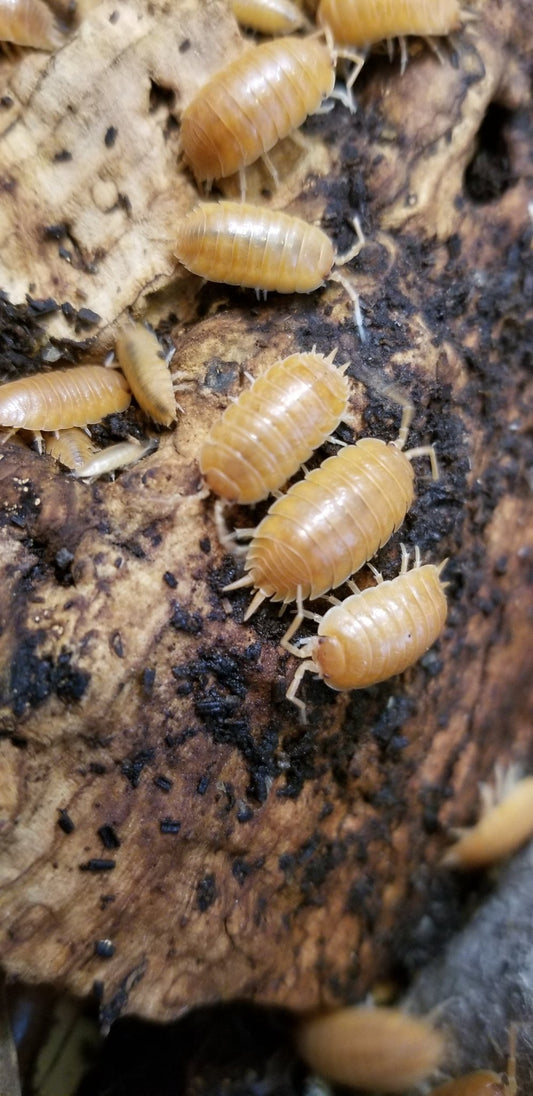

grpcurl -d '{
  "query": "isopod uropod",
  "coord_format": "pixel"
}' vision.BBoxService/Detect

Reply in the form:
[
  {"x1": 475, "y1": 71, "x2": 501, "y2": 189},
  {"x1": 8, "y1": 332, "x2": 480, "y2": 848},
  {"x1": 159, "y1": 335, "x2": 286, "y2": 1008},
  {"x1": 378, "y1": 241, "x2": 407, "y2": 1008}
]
[
  {"x1": 199, "y1": 350, "x2": 351, "y2": 504},
  {"x1": 295, "y1": 1006, "x2": 445, "y2": 1092},
  {"x1": 0, "y1": 365, "x2": 131, "y2": 433},
  {"x1": 440, "y1": 772, "x2": 533, "y2": 870},
  {"x1": 283, "y1": 548, "x2": 448, "y2": 718},
  {"x1": 230, "y1": 0, "x2": 308, "y2": 36},
  {"x1": 115, "y1": 322, "x2": 177, "y2": 428},
  {"x1": 223, "y1": 419, "x2": 437, "y2": 618},
  {"x1": 317, "y1": 0, "x2": 463, "y2": 72},
  {"x1": 180, "y1": 36, "x2": 335, "y2": 190},
  {"x1": 0, "y1": 0, "x2": 62, "y2": 49},
  {"x1": 174, "y1": 201, "x2": 366, "y2": 337}
]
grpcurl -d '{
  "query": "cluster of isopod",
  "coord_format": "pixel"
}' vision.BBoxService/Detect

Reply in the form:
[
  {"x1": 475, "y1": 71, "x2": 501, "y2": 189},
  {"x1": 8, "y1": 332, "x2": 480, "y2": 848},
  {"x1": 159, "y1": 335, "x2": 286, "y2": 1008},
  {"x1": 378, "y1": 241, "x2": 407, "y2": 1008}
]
[{"x1": 4, "y1": 1, "x2": 533, "y2": 1092}]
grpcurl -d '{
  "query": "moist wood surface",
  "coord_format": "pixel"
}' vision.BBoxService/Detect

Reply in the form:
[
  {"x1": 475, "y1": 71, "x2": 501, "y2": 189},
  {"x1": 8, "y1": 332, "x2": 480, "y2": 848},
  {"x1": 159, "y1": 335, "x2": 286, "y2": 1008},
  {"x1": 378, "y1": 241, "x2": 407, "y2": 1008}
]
[{"x1": 0, "y1": 0, "x2": 531, "y2": 1026}]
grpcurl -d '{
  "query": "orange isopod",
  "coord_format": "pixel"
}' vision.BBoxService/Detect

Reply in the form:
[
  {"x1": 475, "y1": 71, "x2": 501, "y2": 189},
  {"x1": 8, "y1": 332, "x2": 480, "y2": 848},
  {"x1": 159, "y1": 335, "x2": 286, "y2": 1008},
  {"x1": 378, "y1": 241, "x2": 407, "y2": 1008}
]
[
  {"x1": 174, "y1": 201, "x2": 365, "y2": 336},
  {"x1": 317, "y1": 0, "x2": 462, "y2": 48},
  {"x1": 223, "y1": 424, "x2": 437, "y2": 617},
  {"x1": 0, "y1": 0, "x2": 62, "y2": 48},
  {"x1": 283, "y1": 549, "x2": 448, "y2": 717},
  {"x1": 230, "y1": 0, "x2": 308, "y2": 37},
  {"x1": 441, "y1": 774, "x2": 533, "y2": 871},
  {"x1": 200, "y1": 350, "x2": 351, "y2": 504},
  {"x1": 0, "y1": 365, "x2": 131, "y2": 433},
  {"x1": 295, "y1": 1005, "x2": 446, "y2": 1092},
  {"x1": 429, "y1": 1027, "x2": 517, "y2": 1096},
  {"x1": 180, "y1": 36, "x2": 334, "y2": 188},
  {"x1": 115, "y1": 323, "x2": 177, "y2": 428}
]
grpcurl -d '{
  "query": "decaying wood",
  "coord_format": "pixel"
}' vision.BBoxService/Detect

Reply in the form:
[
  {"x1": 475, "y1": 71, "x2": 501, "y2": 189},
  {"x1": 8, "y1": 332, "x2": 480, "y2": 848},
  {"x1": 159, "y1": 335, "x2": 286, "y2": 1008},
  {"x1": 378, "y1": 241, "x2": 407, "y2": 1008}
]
[{"x1": 0, "y1": 0, "x2": 532, "y2": 1028}]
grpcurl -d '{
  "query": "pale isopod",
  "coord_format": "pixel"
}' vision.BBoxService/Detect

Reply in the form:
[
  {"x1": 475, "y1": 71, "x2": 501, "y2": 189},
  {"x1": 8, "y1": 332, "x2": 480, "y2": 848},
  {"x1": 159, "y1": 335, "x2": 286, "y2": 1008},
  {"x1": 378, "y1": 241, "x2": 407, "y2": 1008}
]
[
  {"x1": 317, "y1": 0, "x2": 463, "y2": 72},
  {"x1": 0, "y1": 0, "x2": 62, "y2": 48},
  {"x1": 200, "y1": 350, "x2": 351, "y2": 504},
  {"x1": 43, "y1": 427, "x2": 99, "y2": 471},
  {"x1": 180, "y1": 36, "x2": 334, "y2": 190},
  {"x1": 440, "y1": 772, "x2": 533, "y2": 870},
  {"x1": 283, "y1": 548, "x2": 447, "y2": 718},
  {"x1": 230, "y1": 0, "x2": 308, "y2": 37},
  {"x1": 71, "y1": 436, "x2": 159, "y2": 479},
  {"x1": 115, "y1": 323, "x2": 177, "y2": 428},
  {"x1": 295, "y1": 1005, "x2": 445, "y2": 1092},
  {"x1": 174, "y1": 200, "x2": 366, "y2": 337},
  {"x1": 0, "y1": 365, "x2": 131, "y2": 433},
  {"x1": 223, "y1": 420, "x2": 437, "y2": 619}
]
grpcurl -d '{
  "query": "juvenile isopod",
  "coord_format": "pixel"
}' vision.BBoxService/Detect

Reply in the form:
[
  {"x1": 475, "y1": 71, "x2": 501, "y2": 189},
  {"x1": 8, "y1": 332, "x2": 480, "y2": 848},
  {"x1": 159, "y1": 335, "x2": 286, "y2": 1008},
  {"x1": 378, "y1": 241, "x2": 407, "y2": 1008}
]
[
  {"x1": 0, "y1": 365, "x2": 131, "y2": 433},
  {"x1": 200, "y1": 350, "x2": 351, "y2": 504},
  {"x1": 429, "y1": 1026, "x2": 517, "y2": 1096},
  {"x1": 174, "y1": 200, "x2": 365, "y2": 337},
  {"x1": 230, "y1": 0, "x2": 308, "y2": 37},
  {"x1": 295, "y1": 1005, "x2": 445, "y2": 1091},
  {"x1": 283, "y1": 548, "x2": 448, "y2": 718},
  {"x1": 71, "y1": 436, "x2": 159, "y2": 479},
  {"x1": 317, "y1": 0, "x2": 463, "y2": 72},
  {"x1": 440, "y1": 772, "x2": 533, "y2": 870},
  {"x1": 43, "y1": 427, "x2": 100, "y2": 471},
  {"x1": 115, "y1": 323, "x2": 177, "y2": 428},
  {"x1": 223, "y1": 418, "x2": 437, "y2": 619},
  {"x1": 180, "y1": 36, "x2": 335, "y2": 191},
  {"x1": 0, "y1": 0, "x2": 62, "y2": 48}
]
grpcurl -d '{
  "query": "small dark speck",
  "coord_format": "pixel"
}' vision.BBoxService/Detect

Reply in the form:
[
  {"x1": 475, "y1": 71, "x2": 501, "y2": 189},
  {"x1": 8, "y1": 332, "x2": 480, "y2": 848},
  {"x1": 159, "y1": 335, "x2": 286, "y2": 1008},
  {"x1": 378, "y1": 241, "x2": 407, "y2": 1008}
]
[
  {"x1": 109, "y1": 8, "x2": 119, "y2": 20},
  {"x1": 100, "y1": 894, "x2": 115, "y2": 910},
  {"x1": 163, "y1": 571, "x2": 177, "y2": 588},
  {"x1": 26, "y1": 295, "x2": 58, "y2": 315},
  {"x1": 94, "y1": 939, "x2": 115, "y2": 959},
  {"x1": 53, "y1": 149, "x2": 72, "y2": 162},
  {"x1": 494, "y1": 555, "x2": 508, "y2": 576},
  {"x1": 77, "y1": 307, "x2": 101, "y2": 326},
  {"x1": 237, "y1": 804, "x2": 253, "y2": 823},
  {"x1": 196, "y1": 873, "x2": 217, "y2": 911},
  {"x1": 89, "y1": 762, "x2": 106, "y2": 775},
  {"x1": 197, "y1": 775, "x2": 209, "y2": 795},
  {"x1": 0, "y1": 96, "x2": 13, "y2": 108},
  {"x1": 58, "y1": 247, "x2": 72, "y2": 263},
  {"x1": 58, "y1": 808, "x2": 75, "y2": 834},
  {"x1": 56, "y1": 547, "x2": 74, "y2": 570},
  {"x1": 79, "y1": 859, "x2": 116, "y2": 872},
  {"x1": 199, "y1": 537, "x2": 211, "y2": 554},
  {"x1": 62, "y1": 301, "x2": 77, "y2": 320},
  {"x1": 179, "y1": 37, "x2": 190, "y2": 52},
  {"x1": 105, "y1": 126, "x2": 118, "y2": 148},
  {"x1": 142, "y1": 667, "x2": 156, "y2": 696},
  {"x1": 98, "y1": 824, "x2": 120, "y2": 850},
  {"x1": 43, "y1": 223, "x2": 67, "y2": 240},
  {"x1": 110, "y1": 631, "x2": 124, "y2": 658},
  {"x1": 154, "y1": 775, "x2": 173, "y2": 793},
  {"x1": 160, "y1": 818, "x2": 181, "y2": 835}
]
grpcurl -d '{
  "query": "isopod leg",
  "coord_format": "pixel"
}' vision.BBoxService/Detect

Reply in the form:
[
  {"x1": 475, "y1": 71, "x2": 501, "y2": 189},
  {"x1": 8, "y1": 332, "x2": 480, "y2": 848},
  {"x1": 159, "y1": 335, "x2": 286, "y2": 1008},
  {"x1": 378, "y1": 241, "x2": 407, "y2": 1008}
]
[
  {"x1": 280, "y1": 586, "x2": 305, "y2": 653},
  {"x1": 405, "y1": 444, "x2": 439, "y2": 480},
  {"x1": 214, "y1": 500, "x2": 249, "y2": 556},
  {"x1": 286, "y1": 660, "x2": 316, "y2": 724},
  {"x1": 399, "y1": 35, "x2": 408, "y2": 75},
  {"x1": 329, "y1": 270, "x2": 365, "y2": 343}
]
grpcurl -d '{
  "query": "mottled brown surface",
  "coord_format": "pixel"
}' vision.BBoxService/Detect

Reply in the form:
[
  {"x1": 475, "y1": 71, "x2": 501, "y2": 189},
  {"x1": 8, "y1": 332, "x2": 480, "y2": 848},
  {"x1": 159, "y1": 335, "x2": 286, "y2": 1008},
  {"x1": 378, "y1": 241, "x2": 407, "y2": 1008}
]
[{"x1": 0, "y1": 0, "x2": 532, "y2": 1027}]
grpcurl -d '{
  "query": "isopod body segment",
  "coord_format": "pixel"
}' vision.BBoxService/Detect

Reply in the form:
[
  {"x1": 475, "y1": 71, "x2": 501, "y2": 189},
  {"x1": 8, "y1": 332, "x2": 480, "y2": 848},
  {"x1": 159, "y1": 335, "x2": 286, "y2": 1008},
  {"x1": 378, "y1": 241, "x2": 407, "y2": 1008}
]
[
  {"x1": 317, "y1": 0, "x2": 462, "y2": 49},
  {"x1": 174, "y1": 201, "x2": 337, "y2": 295},
  {"x1": 295, "y1": 1006, "x2": 445, "y2": 1092},
  {"x1": 441, "y1": 775, "x2": 533, "y2": 870},
  {"x1": 180, "y1": 36, "x2": 334, "y2": 185},
  {"x1": 224, "y1": 435, "x2": 423, "y2": 617},
  {"x1": 199, "y1": 350, "x2": 350, "y2": 504},
  {"x1": 0, "y1": 0, "x2": 62, "y2": 49},
  {"x1": 0, "y1": 365, "x2": 131, "y2": 433},
  {"x1": 230, "y1": 0, "x2": 308, "y2": 35},
  {"x1": 115, "y1": 323, "x2": 177, "y2": 427}
]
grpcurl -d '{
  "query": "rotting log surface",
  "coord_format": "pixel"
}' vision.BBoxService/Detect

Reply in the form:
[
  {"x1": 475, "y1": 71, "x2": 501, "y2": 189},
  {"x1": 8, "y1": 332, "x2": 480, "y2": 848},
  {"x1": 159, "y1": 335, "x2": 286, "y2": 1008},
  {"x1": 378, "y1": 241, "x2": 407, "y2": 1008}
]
[{"x1": 0, "y1": 0, "x2": 532, "y2": 1025}]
